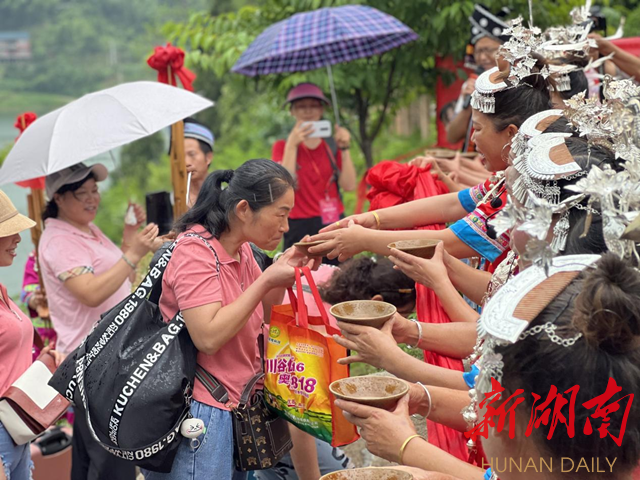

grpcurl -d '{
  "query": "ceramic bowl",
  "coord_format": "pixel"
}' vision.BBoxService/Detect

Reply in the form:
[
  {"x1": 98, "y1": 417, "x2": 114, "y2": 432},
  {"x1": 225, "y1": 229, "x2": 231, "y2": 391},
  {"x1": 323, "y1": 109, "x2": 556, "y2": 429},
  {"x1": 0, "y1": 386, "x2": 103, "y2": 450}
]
[
  {"x1": 329, "y1": 376, "x2": 409, "y2": 409},
  {"x1": 330, "y1": 300, "x2": 396, "y2": 329},
  {"x1": 294, "y1": 240, "x2": 333, "y2": 257},
  {"x1": 320, "y1": 468, "x2": 413, "y2": 480},
  {"x1": 387, "y1": 239, "x2": 441, "y2": 259}
]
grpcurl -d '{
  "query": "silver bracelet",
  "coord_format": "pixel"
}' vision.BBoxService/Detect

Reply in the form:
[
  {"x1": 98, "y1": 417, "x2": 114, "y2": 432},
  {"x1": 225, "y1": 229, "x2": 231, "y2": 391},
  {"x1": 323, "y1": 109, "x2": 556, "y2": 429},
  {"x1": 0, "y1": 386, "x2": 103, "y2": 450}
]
[
  {"x1": 416, "y1": 382, "x2": 433, "y2": 419},
  {"x1": 122, "y1": 254, "x2": 136, "y2": 270},
  {"x1": 409, "y1": 318, "x2": 422, "y2": 348}
]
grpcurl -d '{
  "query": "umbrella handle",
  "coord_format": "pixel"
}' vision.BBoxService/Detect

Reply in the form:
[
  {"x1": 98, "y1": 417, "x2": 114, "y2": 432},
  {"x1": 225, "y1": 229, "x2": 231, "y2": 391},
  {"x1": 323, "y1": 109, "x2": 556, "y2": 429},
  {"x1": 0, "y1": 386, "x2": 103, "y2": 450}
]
[{"x1": 326, "y1": 64, "x2": 340, "y2": 126}]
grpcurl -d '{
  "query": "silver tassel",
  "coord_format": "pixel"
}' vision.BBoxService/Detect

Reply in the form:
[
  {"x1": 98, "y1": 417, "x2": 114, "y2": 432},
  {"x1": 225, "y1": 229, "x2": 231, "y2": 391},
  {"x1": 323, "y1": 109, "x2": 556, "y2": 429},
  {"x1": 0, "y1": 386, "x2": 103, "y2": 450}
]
[
  {"x1": 483, "y1": 94, "x2": 496, "y2": 114},
  {"x1": 471, "y1": 92, "x2": 495, "y2": 114},
  {"x1": 513, "y1": 175, "x2": 529, "y2": 204},
  {"x1": 551, "y1": 211, "x2": 570, "y2": 252},
  {"x1": 512, "y1": 154, "x2": 526, "y2": 173},
  {"x1": 511, "y1": 136, "x2": 528, "y2": 158},
  {"x1": 556, "y1": 74, "x2": 571, "y2": 92}
]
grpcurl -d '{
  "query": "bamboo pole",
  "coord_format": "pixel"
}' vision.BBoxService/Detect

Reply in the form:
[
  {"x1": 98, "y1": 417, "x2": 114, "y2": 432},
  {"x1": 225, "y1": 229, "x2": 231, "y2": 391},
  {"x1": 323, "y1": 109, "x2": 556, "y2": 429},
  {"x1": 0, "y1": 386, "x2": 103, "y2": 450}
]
[
  {"x1": 166, "y1": 65, "x2": 188, "y2": 219},
  {"x1": 170, "y1": 120, "x2": 188, "y2": 218}
]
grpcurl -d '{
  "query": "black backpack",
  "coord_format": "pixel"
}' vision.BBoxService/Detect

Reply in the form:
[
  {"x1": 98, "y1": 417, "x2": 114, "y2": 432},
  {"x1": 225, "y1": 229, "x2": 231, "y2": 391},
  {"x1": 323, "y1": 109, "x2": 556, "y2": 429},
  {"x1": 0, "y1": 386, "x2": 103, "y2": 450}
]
[{"x1": 49, "y1": 241, "x2": 197, "y2": 473}]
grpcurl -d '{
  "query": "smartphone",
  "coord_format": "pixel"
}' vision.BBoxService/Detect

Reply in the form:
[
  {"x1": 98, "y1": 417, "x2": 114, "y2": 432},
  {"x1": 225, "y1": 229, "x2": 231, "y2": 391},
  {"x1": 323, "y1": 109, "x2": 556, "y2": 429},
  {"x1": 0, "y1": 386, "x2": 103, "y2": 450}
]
[
  {"x1": 302, "y1": 120, "x2": 332, "y2": 139},
  {"x1": 146, "y1": 191, "x2": 174, "y2": 236}
]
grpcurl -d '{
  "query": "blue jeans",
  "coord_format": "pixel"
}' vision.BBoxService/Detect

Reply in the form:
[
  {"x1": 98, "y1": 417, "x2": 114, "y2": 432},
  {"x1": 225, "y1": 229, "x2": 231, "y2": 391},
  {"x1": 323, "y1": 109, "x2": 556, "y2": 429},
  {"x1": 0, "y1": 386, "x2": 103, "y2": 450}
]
[
  {"x1": 142, "y1": 400, "x2": 247, "y2": 480},
  {"x1": 0, "y1": 422, "x2": 32, "y2": 480}
]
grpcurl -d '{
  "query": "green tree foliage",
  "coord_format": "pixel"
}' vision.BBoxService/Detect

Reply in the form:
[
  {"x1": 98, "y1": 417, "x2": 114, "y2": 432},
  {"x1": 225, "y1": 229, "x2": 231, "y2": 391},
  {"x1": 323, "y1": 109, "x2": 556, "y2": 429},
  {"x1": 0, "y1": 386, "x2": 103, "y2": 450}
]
[
  {"x1": 0, "y1": 0, "x2": 209, "y2": 96},
  {"x1": 164, "y1": 0, "x2": 587, "y2": 169}
]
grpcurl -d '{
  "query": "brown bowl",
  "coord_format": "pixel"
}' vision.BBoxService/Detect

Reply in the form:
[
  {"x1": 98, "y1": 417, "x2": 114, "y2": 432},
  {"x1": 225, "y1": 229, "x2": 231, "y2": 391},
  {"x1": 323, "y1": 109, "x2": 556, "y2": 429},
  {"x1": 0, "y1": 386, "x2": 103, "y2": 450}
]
[
  {"x1": 330, "y1": 376, "x2": 409, "y2": 409},
  {"x1": 388, "y1": 239, "x2": 441, "y2": 259},
  {"x1": 294, "y1": 240, "x2": 333, "y2": 257},
  {"x1": 423, "y1": 149, "x2": 477, "y2": 160},
  {"x1": 424, "y1": 148, "x2": 456, "y2": 159},
  {"x1": 320, "y1": 467, "x2": 413, "y2": 480},
  {"x1": 330, "y1": 300, "x2": 397, "y2": 329}
]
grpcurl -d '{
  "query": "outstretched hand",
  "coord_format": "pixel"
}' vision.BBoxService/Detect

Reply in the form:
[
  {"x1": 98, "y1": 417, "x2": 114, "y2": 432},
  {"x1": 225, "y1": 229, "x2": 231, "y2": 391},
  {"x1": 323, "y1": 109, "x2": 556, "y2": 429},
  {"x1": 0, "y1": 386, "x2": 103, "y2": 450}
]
[
  {"x1": 334, "y1": 317, "x2": 400, "y2": 369},
  {"x1": 388, "y1": 242, "x2": 448, "y2": 291},
  {"x1": 336, "y1": 393, "x2": 418, "y2": 462},
  {"x1": 308, "y1": 220, "x2": 368, "y2": 261}
]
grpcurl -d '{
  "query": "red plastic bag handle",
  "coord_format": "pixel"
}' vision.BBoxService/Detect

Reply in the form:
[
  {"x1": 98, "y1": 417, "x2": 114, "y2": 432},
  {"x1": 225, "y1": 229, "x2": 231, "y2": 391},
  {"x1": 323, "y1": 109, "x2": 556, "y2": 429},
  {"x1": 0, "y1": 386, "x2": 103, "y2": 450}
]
[
  {"x1": 286, "y1": 268, "x2": 340, "y2": 335},
  {"x1": 299, "y1": 267, "x2": 340, "y2": 335}
]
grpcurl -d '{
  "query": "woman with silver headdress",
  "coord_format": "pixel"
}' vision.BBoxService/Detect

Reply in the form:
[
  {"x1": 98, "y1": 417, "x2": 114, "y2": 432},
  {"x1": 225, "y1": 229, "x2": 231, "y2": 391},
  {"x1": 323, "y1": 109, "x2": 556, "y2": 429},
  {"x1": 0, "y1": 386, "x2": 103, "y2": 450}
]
[
  {"x1": 332, "y1": 115, "x2": 624, "y2": 465},
  {"x1": 330, "y1": 76, "x2": 640, "y2": 477},
  {"x1": 348, "y1": 253, "x2": 640, "y2": 480}
]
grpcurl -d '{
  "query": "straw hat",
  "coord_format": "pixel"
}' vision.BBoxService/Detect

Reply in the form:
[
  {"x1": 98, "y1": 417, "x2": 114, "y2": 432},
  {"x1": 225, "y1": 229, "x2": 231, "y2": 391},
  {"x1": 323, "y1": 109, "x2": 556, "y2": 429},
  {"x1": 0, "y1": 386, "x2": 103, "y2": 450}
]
[{"x1": 0, "y1": 190, "x2": 35, "y2": 237}]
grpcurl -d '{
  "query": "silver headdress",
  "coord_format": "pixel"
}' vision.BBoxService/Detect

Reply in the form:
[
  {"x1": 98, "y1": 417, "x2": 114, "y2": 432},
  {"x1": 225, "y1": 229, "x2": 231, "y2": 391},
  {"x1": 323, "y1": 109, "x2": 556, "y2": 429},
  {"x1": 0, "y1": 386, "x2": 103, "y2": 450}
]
[
  {"x1": 504, "y1": 78, "x2": 640, "y2": 266},
  {"x1": 564, "y1": 76, "x2": 640, "y2": 159},
  {"x1": 471, "y1": 16, "x2": 547, "y2": 114},
  {"x1": 548, "y1": 63, "x2": 579, "y2": 92},
  {"x1": 462, "y1": 254, "x2": 599, "y2": 450},
  {"x1": 539, "y1": 0, "x2": 625, "y2": 92},
  {"x1": 503, "y1": 108, "x2": 589, "y2": 258},
  {"x1": 471, "y1": 67, "x2": 507, "y2": 114},
  {"x1": 511, "y1": 130, "x2": 582, "y2": 207},
  {"x1": 474, "y1": 254, "x2": 598, "y2": 389}
]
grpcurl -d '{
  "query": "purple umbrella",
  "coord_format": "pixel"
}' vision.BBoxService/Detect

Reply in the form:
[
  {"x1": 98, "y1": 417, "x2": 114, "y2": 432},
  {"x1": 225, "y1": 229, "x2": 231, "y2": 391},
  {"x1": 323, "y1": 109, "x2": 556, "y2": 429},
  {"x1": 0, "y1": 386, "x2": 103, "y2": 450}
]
[{"x1": 231, "y1": 5, "x2": 418, "y2": 120}]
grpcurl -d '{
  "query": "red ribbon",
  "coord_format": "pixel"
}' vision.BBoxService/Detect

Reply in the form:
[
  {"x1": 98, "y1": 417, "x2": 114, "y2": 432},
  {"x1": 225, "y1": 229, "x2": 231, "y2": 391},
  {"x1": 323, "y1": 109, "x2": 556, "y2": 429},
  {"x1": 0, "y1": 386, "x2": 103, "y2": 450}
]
[
  {"x1": 14, "y1": 112, "x2": 37, "y2": 139},
  {"x1": 147, "y1": 43, "x2": 196, "y2": 91},
  {"x1": 14, "y1": 112, "x2": 46, "y2": 190}
]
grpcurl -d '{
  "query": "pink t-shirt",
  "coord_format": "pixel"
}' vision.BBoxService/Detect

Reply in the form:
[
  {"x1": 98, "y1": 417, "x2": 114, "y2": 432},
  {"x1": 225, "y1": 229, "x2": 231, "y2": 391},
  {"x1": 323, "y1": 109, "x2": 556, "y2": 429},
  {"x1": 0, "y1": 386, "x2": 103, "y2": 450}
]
[
  {"x1": 159, "y1": 227, "x2": 264, "y2": 410},
  {"x1": 39, "y1": 218, "x2": 131, "y2": 354},
  {"x1": 0, "y1": 283, "x2": 34, "y2": 394}
]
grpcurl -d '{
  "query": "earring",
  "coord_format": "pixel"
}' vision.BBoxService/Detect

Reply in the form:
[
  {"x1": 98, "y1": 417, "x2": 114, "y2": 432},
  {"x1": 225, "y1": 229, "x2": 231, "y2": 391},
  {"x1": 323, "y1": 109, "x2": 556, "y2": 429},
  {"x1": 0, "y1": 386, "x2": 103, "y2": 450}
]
[{"x1": 501, "y1": 142, "x2": 511, "y2": 163}]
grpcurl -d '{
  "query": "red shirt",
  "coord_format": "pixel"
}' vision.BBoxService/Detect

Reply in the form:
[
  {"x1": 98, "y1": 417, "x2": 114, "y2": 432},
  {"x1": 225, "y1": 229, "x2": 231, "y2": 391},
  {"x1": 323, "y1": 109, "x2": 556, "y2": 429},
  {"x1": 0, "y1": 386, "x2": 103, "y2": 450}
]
[{"x1": 272, "y1": 140, "x2": 343, "y2": 220}]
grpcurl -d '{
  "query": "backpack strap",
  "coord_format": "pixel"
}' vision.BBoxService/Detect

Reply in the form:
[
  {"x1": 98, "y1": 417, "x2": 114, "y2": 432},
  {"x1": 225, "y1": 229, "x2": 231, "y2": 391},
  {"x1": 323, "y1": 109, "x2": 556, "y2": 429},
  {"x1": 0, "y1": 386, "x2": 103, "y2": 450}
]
[
  {"x1": 197, "y1": 333, "x2": 265, "y2": 409},
  {"x1": 183, "y1": 233, "x2": 220, "y2": 272}
]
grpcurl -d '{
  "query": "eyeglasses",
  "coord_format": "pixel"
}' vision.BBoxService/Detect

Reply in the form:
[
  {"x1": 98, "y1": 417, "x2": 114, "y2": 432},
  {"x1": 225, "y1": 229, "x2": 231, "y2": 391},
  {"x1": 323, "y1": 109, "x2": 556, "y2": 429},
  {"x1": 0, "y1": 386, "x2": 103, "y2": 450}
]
[
  {"x1": 292, "y1": 103, "x2": 323, "y2": 112},
  {"x1": 475, "y1": 47, "x2": 499, "y2": 58},
  {"x1": 72, "y1": 188, "x2": 100, "y2": 203}
]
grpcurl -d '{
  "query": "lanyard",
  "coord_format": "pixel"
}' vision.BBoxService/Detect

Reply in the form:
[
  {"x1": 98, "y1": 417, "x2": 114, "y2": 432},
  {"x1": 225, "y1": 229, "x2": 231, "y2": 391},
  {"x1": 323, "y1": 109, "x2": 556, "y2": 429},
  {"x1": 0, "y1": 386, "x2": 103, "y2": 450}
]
[{"x1": 301, "y1": 141, "x2": 335, "y2": 194}]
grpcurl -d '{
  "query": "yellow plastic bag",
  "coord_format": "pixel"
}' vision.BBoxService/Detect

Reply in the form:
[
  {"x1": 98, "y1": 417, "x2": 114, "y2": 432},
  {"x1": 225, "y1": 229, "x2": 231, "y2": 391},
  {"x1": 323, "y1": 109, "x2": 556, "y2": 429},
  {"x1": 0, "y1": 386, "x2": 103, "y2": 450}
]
[{"x1": 265, "y1": 267, "x2": 358, "y2": 446}]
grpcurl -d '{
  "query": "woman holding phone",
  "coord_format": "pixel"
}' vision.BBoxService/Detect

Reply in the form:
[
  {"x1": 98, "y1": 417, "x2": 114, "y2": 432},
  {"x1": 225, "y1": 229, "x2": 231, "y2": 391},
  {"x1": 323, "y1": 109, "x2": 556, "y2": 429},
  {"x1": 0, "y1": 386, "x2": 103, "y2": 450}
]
[{"x1": 272, "y1": 83, "x2": 357, "y2": 255}]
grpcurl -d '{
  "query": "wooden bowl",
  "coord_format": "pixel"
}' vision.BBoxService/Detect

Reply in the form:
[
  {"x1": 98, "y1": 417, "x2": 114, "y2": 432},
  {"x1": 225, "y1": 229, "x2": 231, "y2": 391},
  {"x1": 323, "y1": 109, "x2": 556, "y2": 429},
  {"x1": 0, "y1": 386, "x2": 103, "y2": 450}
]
[
  {"x1": 388, "y1": 239, "x2": 441, "y2": 259},
  {"x1": 329, "y1": 376, "x2": 409, "y2": 410},
  {"x1": 294, "y1": 240, "x2": 333, "y2": 257},
  {"x1": 320, "y1": 467, "x2": 413, "y2": 480},
  {"x1": 423, "y1": 148, "x2": 477, "y2": 160},
  {"x1": 424, "y1": 148, "x2": 457, "y2": 159},
  {"x1": 330, "y1": 300, "x2": 397, "y2": 329}
]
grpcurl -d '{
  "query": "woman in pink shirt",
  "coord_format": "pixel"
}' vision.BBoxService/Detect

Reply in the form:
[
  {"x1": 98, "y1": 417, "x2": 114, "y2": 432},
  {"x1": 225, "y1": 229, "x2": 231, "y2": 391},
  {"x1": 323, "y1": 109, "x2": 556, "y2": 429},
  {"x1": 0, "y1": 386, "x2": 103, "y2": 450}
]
[
  {"x1": 0, "y1": 189, "x2": 64, "y2": 480},
  {"x1": 39, "y1": 163, "x2": 158, "y2": 480},
  {"x1": 145, "y1": 159, "x2": 310, "y2": 480}
]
